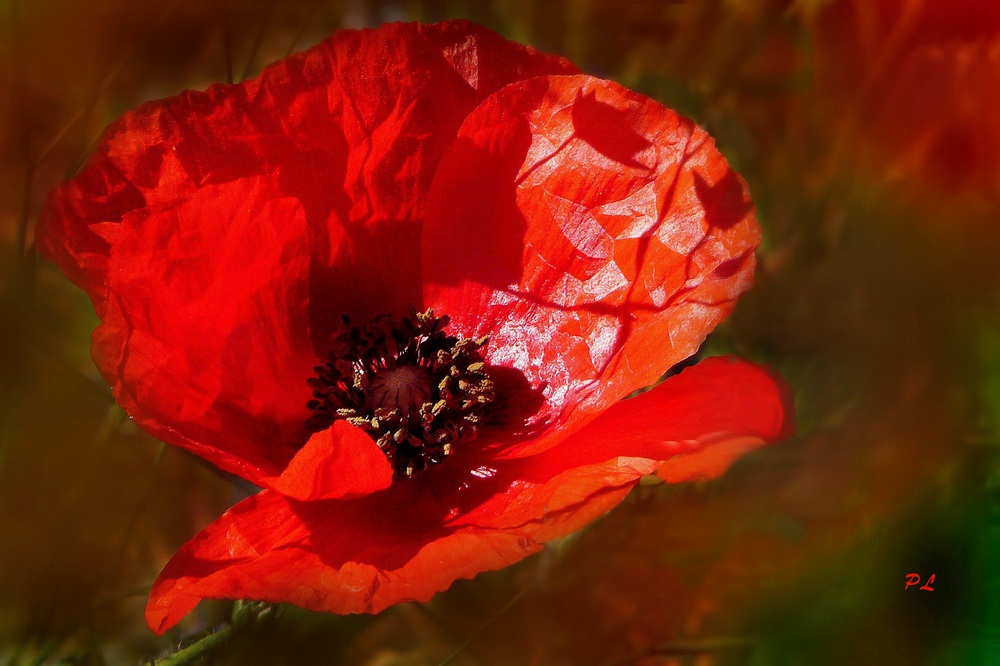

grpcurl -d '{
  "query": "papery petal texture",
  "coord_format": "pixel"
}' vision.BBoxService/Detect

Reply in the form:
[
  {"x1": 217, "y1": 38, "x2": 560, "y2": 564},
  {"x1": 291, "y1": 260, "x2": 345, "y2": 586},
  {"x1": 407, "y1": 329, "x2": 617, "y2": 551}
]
[
  {"x1": 36, "y1": 19, "x2": 793, "y2": 635},
  {"x1": 147, "y1": 358, "x2": 791, "y2": 633},
  {"x1": 98, "y1": 177, "x2": 316, "y2": 482},
  {"x1": 424, "y1": 74, "x2": 759, "y2": 457},
  {"x1": 39, "y1": 21, "x2": 577, "y2": 484}
]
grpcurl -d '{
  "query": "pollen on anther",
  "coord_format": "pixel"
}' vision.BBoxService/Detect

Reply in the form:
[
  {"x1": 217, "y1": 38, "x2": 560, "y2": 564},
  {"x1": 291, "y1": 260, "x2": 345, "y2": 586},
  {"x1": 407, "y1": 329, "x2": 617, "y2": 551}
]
[{"x1": 305, "y1": 308, "x2": 495, "y2": 478}]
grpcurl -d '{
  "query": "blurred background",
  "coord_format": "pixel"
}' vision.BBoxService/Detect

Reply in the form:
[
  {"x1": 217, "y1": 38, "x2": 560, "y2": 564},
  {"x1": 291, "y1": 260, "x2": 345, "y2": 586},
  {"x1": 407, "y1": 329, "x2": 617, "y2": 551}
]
[{"x1": 2, "y1": 0, "x2": 999, "y2": 663}]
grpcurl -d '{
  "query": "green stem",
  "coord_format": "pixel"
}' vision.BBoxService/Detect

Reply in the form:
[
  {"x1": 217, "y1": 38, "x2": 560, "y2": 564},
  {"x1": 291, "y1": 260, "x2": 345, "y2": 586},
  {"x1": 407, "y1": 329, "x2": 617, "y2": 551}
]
[
  {"x1": 150, "y1": 624, "x2": 235, "y2": 666},
  {"x1": 150, "y1": 601, "x2": 276, "y2": 665}
]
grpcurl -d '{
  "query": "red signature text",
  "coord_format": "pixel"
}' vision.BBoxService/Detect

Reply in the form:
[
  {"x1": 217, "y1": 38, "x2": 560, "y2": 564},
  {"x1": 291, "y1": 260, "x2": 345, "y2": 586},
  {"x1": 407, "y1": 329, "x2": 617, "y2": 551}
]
[{"x1": 904, "y1": 573, "x2": 935, "y2": 591}]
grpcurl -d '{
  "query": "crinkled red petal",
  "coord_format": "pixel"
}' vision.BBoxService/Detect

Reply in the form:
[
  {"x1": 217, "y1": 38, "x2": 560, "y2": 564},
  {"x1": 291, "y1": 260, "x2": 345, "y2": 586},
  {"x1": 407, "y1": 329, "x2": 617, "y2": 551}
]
[
  {"x1": 38, "y1": 21, "x2": 578, "y2": 481},
  {"x1": 36, "y1": 167, "x2": 137, "y2": 307},
  {"x1": 146, "y1": 467, "x2": 638, "y2": 635},
  {"x1": 423, "y1": 74, "x2": 760, "y2": 457},
  {"x1": 97, "y1": 177, "x2": 317, "y2": 482},
  {"x1": 38, "y1": 20, "x2": 576, "y2": 319},
  {"x1": 299, "y1": 21, "x2": 578, "y2": 340},
  {"x1": 146, "y1": 357, "x2": 791, "y2": 633}
]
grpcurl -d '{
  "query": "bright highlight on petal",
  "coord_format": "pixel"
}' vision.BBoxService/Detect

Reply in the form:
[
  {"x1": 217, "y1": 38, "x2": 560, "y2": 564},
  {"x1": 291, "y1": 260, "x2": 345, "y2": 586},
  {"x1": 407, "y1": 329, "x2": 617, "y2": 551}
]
[
  {"x1": 424, "y1": 74, "x2": 759, "y2": 456},
  {"x1": 36, "y1": 20, "x2": 794, "y2": 635}
]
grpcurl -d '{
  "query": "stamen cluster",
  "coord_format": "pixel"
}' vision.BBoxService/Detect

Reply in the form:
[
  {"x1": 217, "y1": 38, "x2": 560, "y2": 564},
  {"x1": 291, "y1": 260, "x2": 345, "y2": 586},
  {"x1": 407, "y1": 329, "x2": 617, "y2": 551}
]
[{"x1": 306, "y1": 309, "x2": 494, "y2": 477}]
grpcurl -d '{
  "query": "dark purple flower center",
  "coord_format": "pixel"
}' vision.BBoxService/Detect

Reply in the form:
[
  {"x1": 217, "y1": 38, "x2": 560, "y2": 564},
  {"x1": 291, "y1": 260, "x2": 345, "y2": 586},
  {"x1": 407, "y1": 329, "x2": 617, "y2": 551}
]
[{"x1": 306, "y1": 309, "x2": 494, "y2": 478}]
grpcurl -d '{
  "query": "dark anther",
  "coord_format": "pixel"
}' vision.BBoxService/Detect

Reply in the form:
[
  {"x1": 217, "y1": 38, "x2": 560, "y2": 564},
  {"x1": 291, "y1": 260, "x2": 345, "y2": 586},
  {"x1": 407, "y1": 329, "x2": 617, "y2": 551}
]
[{"x1": 306, "y1": 308, "x2": 494, "y2": 478}]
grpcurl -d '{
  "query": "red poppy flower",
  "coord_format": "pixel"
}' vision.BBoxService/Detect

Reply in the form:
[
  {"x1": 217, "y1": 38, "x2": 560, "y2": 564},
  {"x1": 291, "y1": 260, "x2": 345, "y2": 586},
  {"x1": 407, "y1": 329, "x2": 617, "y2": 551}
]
[{"x1": 37, "y1": 20, "x2": 793, "y2": 634}]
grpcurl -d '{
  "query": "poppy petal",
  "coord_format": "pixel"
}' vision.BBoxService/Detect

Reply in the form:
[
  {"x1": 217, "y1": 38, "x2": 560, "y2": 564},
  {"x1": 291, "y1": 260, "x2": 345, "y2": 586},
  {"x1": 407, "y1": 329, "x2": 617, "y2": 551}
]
[
  {"x1": 97, "y1": 177, "x2": 316, "y2": 483},
  {"x1": 36, "y1": 41, "x2": 335, "y2": 313},
  {"x1": 280, "y1": 20, "x2": 579, "y2": 338},
  {"x1": 547, "y1": 356, "x2": 794, "y2": 479},
  {"x1": 38, "y1": 21, "x2": 577, "y2": 482},
  {"x1": 146, "y1": 359, "x2": 790, "y2": 633},
  {"x1": 37, "y1": 21, "x2": 577, "y2": 320},
  {"x1": 145, "y1": 462, "x2": 640, "y2": 635},
  {"x1": 36, "y1": 166, "x2": 138, "y2": 307},
  {"x1": 270, "y1": 421, "x2": 394, "y2": 501},
  {"x1": 452, "y1": 357, "x2": 791, "y2": 528},
  {"x1": 424, "y1": 74, "x2": 760, "y2": 455}
]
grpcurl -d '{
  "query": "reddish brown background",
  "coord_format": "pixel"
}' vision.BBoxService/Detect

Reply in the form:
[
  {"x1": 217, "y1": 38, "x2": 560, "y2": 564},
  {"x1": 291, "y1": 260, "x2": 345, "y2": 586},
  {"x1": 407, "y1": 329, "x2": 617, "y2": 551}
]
[{"x1": 2, "y1": 1, "x2": 999, "y2": 663}]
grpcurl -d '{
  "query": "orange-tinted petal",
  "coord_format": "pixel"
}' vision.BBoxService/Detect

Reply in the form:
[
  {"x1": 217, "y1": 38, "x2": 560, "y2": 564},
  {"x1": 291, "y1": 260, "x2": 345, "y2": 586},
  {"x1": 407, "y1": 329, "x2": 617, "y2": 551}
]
[
  {"x1": 456, "y1": 357, "x2": 792, "y2": 527},
  {"x1": 424, "y1": 75, "x2": 759, "y2": 456},
  {"x1": 555, "y1": 356, "x2": 794, "y2": 481},
  {"x1": 270, "y1": 421, "x2": 394, "y2": 501},
  {"x1": 146, "y1": 357, "x2": 791, "y2": 634},
  {"x1": 146, "y1": 463, "x2": 639, "y2": 635}
]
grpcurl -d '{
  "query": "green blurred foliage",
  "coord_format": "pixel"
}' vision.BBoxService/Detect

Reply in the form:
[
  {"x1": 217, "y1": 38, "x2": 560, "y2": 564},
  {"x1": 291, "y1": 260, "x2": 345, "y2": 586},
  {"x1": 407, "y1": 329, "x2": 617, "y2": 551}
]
[{"x1": 2, "y1": 0, "x2": 999, "y2": 663}]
